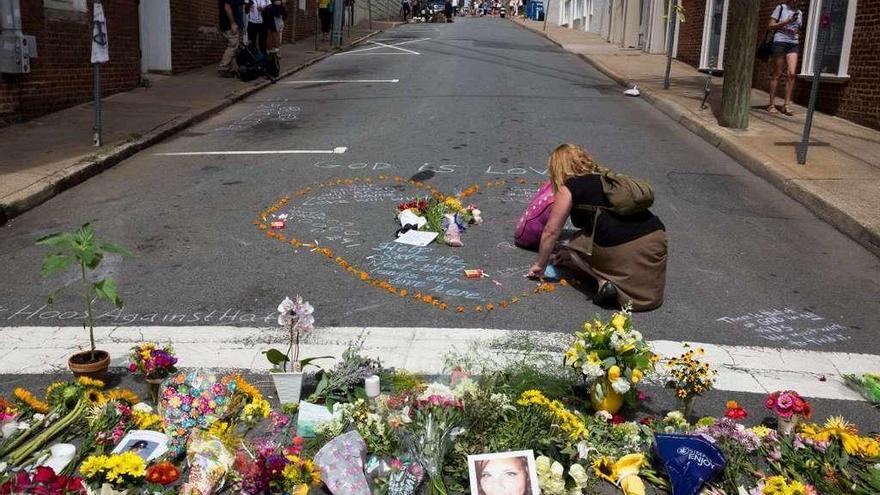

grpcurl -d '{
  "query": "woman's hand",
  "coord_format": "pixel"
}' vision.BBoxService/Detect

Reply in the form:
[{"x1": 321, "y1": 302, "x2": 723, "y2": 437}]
[{"x1": 526, "y1": 263, "x2": 545, "y2": 279}]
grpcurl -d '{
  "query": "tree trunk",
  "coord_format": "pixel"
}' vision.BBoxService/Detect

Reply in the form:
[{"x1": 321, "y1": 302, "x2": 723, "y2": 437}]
[{"x1": 720, "y1": 0, "x2": 760, "y2": 129}]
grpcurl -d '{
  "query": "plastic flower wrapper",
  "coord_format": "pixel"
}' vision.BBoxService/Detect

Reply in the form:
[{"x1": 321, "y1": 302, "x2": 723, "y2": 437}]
[
  {"x1": 401, "y1": 394, "x2": 465, "y2": 495},
  {"x1": 535, "y1": 456, "x2": 567, "y2": 495},
  {"x1": 179, "y1": 429, "x2": 235, "y2": 495},
  {"x1": 366, "y1": 455, "x2": 425, "y2": 495},
  {"x1": 159, "y1": 371, "x2": 235, "y2": 456},
  {"x1": 314, "y1": 430, "x2": 371, "y2": 495}
]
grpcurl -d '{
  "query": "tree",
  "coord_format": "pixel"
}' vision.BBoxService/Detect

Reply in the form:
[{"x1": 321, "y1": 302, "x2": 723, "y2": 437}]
[{"x1": 720, "y1": 0, "x2": 760, "y2": 128}]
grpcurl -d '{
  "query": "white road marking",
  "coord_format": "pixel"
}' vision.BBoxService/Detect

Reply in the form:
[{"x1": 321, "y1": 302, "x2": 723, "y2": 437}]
[
  {"x1": 339, "y1": 38, "x2": 430, "y2": 55},
  {"x1": 0, "y1": 326, "x2": 874, "y2": 402},
  {"x1": 155, "y1": 147, "x2": 347, "y2": 156},
  {"x1": 282, "y1": 79, "x2": 400, "y2": 84}
]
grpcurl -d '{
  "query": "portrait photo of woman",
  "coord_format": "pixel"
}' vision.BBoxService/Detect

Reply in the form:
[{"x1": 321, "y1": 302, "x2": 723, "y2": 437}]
[{"x1": 468, "y1": 450, "x2": 540, "y2": 495}]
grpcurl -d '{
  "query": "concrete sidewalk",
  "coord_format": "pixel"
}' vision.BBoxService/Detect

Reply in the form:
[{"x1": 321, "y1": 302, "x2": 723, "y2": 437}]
[
  {"x1": 0, "y1": 21, "x2": 401, "y2": 224},
  {"x1": 514, "y1": 18, "x2": 880, "y2": 257}
]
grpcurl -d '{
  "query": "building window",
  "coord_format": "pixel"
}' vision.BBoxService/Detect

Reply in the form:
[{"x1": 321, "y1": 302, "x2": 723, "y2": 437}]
[
  {"x1": 699, "y1": 0, "x2": 729, "y2": 70},
  {"x1": 801, "y1": 0, "x2": 857, "y2": 77}
]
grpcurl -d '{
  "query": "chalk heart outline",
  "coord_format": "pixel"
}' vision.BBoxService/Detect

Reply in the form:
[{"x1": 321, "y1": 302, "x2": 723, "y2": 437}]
[{"x1": 254, "y1": 175, "x2": 562, "y2": 314}]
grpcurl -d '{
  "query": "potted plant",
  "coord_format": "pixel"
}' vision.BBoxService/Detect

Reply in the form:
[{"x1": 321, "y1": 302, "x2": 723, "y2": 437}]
[
  {"x1": 37, "y1": 223, "x2": 131, "y2": 379},
  {"x1": 264, "y1": 296, "x2": 329, "y2": 405}
]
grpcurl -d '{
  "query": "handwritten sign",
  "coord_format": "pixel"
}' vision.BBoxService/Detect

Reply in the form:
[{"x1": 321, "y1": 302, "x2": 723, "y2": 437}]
[
  {"x1": 716, "y1": 308, "x2": 850, "y2": 347},
  {"x1": 211, "y1": 98, "x2": 301, "y2": 132},
  {"x1": 0, "y1": 304, "x2": 276, "y2": 325}
]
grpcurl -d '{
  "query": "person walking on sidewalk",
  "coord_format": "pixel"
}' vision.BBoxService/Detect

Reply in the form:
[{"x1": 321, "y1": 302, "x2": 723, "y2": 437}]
[
  {"x1": 218, "y1": 0, "x2": 245, "y2": 77},
  {"x1": 402, "y1": 0, "x2": 411, "y2": 22},
  {"x1": 319, "y1": 0, "x2": 333, "y2": 40},
  {"x1": 247, "y1": 0, "x2": 271, "y2": 55},
  {"x1": 766, "y1": 0, "x2": 803, "y2": 116}
]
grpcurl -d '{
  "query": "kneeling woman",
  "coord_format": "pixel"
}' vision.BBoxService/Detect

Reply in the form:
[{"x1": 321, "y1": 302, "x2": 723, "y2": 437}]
[{"x1": 527, "y1": 144, "x2": 668, "y2": 311}]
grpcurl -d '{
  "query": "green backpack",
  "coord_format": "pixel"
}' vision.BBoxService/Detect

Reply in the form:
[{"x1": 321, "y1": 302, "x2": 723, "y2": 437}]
[{"x1": 597, "y1": 170, "x2": 655, "y2": 215}]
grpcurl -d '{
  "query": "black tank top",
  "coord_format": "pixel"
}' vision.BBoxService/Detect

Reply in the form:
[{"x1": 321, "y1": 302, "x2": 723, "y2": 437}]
[{"x1": 565, "y1": 175, "x2": 665, "y2": 247}]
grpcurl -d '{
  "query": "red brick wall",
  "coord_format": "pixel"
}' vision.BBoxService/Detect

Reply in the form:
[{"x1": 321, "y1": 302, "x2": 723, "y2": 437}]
[
  {"x1": 170, "y1": 0, "x2": 225, "y2": 73},
  {"x1": 676, "y1": 0, "x2": 706, "y2": 68},
  {"x1": 676, "y1": 0, "x2": 880, "y2": 130},
  {"x1": 0, "y1": 0, "x2": 141, "y2": 125},
  {"x1": 286, "y1": 0, "x2": 320, "y2": 42}
]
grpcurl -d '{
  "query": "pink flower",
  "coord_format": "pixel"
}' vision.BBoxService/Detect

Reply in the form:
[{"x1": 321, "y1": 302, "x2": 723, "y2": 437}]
[
  {"x1": 429, "y1": 395, "x2": 441, "y2": 406},
  {"x1": 128, "y1": 363, "x2": 138, "y2": 373},
  {"x1": 776, "y1": 394, "x2": 794, "y2": 411},
  {"x1": 636, "y1": 390, "x2": 648, "y2": 402},
  {"x1": 389, "y1": 458, "x2": 404, "y2": 470}
]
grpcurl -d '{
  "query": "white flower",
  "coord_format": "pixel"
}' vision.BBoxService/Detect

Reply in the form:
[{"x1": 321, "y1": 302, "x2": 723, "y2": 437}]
[
  {"x1": 595, "y1": 410, "x2": 613, "y2": 422},
  {"x1": 576, "y1": 440, "x2": 597, "y2": 460},
  {"x1": 581, "y1": 362, "x2": 604, "y2": 378},
  {"x1": 452, "y1": 377, "x2": 479, "y2": 398},
  {"x1": 418, "y1": 383, "x2": 456, "y2": 401},
  {"x1": 132, "y1": 402, "x2": 154, "y2": 413},
  {"x1": 32, "y1": 413, "x2": 45, "y2": 422},
  {"x1": 569, "y1": 463, "x2": 590, "y2": 488},
  {"x1": 611, "y1": 377, "x2": 631, "y2": 394},
  {"x1": 535, "y1": 456, "x2": 552, "y2": 475}
]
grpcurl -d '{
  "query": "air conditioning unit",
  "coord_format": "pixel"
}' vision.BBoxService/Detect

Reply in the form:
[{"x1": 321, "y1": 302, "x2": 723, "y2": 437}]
[{"x1": 0, "y1": 34, "x2": 37, "y2": 74}]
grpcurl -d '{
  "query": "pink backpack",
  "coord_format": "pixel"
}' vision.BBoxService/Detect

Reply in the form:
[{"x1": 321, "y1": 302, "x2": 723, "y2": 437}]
[{"x1": 514, "y1": 180, "x2": 555, "y2": 249}]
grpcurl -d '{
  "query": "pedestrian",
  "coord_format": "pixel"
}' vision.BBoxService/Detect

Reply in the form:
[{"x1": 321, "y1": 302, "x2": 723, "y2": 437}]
[
  {"x1": 412, "y1": 0, "x2": 421, "y2": 20},
  {"x1": 766, "y1": 0, "x2": 803, "y2": 116},
  {"x1": 402, "y1": 0, "x2": 411, "y2": 21},
  {"x1": 218, "y1": 0, "x2": 245, "y2": 77},
  {"x1": 444, "y1": 0, "x2": 454, "y2": 21},
  {"x1": 247, "y1": 0, "x2": 271, "y2": 55},
  {"x1": 319, "y1": 0, "x2": 333, "y2": 40},
  {"x1": 527, "y1": 144, "x2": 668, "y2": 311},
  {"x1": 263, "y1": 0, "x2": 287, "y2": 69},
  {"x1": 451, "y1": 0, "x2": 458, "y2": 16}
]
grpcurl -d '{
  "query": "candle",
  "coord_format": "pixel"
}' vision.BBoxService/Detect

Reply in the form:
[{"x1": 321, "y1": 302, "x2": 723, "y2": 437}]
[{"x1": 364, "y1": 375, "x2": 381, "y2": 399}]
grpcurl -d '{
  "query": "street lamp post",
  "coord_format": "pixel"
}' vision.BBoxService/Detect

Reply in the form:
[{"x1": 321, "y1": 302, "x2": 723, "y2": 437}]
[{"x1": 797, "y1": 3, "x2": 833, "y2": 164}]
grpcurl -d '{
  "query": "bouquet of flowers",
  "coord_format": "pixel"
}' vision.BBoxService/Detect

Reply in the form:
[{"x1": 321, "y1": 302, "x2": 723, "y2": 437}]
[
  {"x1": 400, "y1": 389, "x2": 465, "y2": 495},
  {"x1": 0, "y1": 466, "x2": 86, "y2": 494},
  {"x1": 145, "y1": 461, "x2": 180, "y2": 494},
  {"x1": 79, "y1": 451, "x2": 146, "y2": 494},
  {"x1": 128, "y1": 343, "x2": 178, "y2": 381},
  {"x1": 564, "y1": 308, "x2": 657, "y2": 410},
  {"x1": 664, "y1": 345, "x2": 717, "y2": 417},
  {"x1": 233, "y1": 437, "x2": 320, "y2": 495},
  {"x1": 395, "y1": 196, "x2": 480, "y2": 246},
  {"x1": 764, "y1": 390, "x2": 811, "y2": 435}
]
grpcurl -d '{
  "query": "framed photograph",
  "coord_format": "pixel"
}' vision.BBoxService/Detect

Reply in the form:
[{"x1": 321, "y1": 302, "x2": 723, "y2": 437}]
[
  {"x1": 111, "y1": 430, "x2": 170, "y2": 462},
  {"x1": 467, "y1": 450, "x2": 540, "y2": 495}
]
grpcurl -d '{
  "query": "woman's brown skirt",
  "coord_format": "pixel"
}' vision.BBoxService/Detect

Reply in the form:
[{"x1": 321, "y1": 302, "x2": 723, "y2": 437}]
[{"x1": 555, "y1": 229, "x2": 668, "y2": 311}]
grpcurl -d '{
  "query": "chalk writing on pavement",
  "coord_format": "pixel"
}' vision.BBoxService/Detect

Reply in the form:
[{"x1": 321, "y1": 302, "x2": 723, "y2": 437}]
[{"x1": 716, "y1": 308, "x2": 850, "y2": 347}]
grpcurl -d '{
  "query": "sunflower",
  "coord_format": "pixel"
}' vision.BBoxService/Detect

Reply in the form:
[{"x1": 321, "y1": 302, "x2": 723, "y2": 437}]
[
  {"x1": 76, "y1": 377, "x2": 106, "y2": 389},
  {"x1": 106, "y1": 389, "x2": 141, "y2": 405},
  {"x1": 229, "y1": 375, "x2": 262, "y2": 401},
  {"x1": 592, "y1": 456, "x2": 617, "y2": 483},
  {"x1": 14, "y1": 387, "x2": 49, "y2": 414},
  {"x1": 86, "y1": 390, "x2": 107, "y2": 406}
]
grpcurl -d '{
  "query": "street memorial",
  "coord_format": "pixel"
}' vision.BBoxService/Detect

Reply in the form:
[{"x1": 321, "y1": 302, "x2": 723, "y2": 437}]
[
  {"x1": 1, "y1": 294, "x2": 879, "y2": 494},
  {"x1": 3, "y1": 189, "x2": 878, "y2": 495}
]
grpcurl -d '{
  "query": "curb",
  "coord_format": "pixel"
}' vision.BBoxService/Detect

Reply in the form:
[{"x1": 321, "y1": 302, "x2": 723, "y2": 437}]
[
  {"x1": 511, "y1": 19, "x2": 880, "y2": 258},
  {"x1": 0, "y1": 31, "x2": 382, "y2": 225}
]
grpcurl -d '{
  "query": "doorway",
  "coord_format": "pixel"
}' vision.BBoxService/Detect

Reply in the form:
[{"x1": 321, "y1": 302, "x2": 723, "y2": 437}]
[{"x1": 139, "y1": 0, "x2": 172, "y2": 73}]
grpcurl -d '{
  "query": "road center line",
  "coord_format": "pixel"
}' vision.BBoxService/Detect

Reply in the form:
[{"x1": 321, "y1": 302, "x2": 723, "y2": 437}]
[
  {"x1": 282, "y1": 79, "x2": 400, "y2": 84},
  {"x1": 154, "y1": 147, "x2": 347, "y2": 156},
  {"x1": 0, "y1": 325, "x2": 871, "y2": 401}
]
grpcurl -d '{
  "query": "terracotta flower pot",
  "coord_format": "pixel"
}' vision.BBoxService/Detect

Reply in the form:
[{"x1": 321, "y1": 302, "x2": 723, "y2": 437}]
[
  {"x1": 591, "y1": 378, "x2": 624, "y2": 414},
  {"x1": 68, "y1": 350, "x2": 111, "y2": 381}
]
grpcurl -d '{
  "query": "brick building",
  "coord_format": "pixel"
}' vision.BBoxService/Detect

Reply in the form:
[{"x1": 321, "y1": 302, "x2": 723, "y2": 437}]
[
  {"x1": 1, "y1": 0, "x2": 319, "y2": 125},
  {"x1": 676, "y1": 0, "x2": 880, "y2": 130}
]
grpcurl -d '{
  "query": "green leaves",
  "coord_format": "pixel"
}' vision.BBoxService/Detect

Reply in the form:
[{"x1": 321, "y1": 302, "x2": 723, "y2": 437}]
[
  {"x1": 35, "y1": 232, "x2": 76, "y2": 249},
  {"x1": 40, "y1": 254, "x2": 75, "y2": 277},
  {"x1": 264, "y1": 348, "x2": 290, "y2": 366},
  {"x1": 93, "y1": 279, "x2": 123, "y2": 308},
  {"x1": 100, "y1": 242, "x2": 133, "y2": 257}
]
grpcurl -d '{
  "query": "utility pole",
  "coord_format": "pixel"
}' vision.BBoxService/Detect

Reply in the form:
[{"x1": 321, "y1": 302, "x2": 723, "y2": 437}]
[
  {"x1": 797, "y1": 2, "x2": 833, "y2": 164},
  {"x1": 331, "y1": 0, "x2": 345, "y2": 48},
  {"x1": 662, "y1": 0, "x2": 678, "y2": 89},
  {"x1": 719, "y1": 0, "x2": 759, "y2": 129},
  {"x1": 91, "y1": 0, "x2": 109, "y2": 147}
]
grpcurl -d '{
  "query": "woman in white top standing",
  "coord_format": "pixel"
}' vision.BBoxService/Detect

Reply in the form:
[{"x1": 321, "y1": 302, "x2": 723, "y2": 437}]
[
  {"x1": 767, "y1": 0, "x2": 803, "y2": 116},
  {"x1": 247, "y1": 0, "x2": 272, "y2": 55}
]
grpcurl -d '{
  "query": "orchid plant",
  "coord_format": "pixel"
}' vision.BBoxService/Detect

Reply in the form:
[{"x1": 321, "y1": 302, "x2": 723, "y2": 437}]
[{"x1": 264, "y1": 296, "x2": 328, "y2": 373}]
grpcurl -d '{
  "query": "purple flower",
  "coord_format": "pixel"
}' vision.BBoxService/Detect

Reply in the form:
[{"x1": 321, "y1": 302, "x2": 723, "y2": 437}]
[
  {"x1": 265, "y1": 454, "x2": 288, "y2": 477},
  {"x1": 151, "y1": 350, "x2": 177, "y2": 368},
  {"x1": 269, "y1": 411, "x2": 290, "y2": 431}
]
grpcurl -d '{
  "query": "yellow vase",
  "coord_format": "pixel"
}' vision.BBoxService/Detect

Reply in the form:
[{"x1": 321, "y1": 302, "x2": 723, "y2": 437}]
[{"x1": 591, "y1": 378, "x2": 624, "y2": 414}]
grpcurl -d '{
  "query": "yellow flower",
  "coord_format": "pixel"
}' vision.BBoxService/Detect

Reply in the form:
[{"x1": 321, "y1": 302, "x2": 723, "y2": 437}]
[
  {"x1": 751, "y1": 425, "x2": 772, "y2": 438},
  {"x1": 76, "y1": 377, "x2": 106, "y2": 389},
  {"x1": 86, "y1": 390, "x2": 106, "y2": 405},
  {"x1": 14, "y1": 387, "x2": 49, "y2": 414},
  {"x1": 564, "y1": 347, "x2": 579, "y2": 365},
  {"x1": 132, "y1": 410, "x2": 162, "y2": 430},
  {"x1": 608, "y1": 365, "x2": 621, "y2": 382},
  {"x1": 611, "y1": 313, "x2": 627, "y2": 332},
  {"x1": 855, "y1": 436, "x2": 880, "y2": 459},
  {"x1": 762, "y1": 476, "x2": 788, "y2": 495},
  {"x1": 593, "y1": 454, "x2": 645, "y2": 495},
  {"x1": 587, "y1": 352, "x2": 602, "y2": 365},
  {"x1": 228, "y1": 374, "x2": 262, "y2": 401},
  {"x1": 631, "y1": 369, "x2": 644, "y2": 384},
  {"x1": 106, "y1": 389, "x2": 141, "y2": 404},
  {"x1": 80, "y1": 455, "x2": 108, "y2": 479},
  {"x1": 819, "y1": 416, "x2": 860, "y2": 454}
]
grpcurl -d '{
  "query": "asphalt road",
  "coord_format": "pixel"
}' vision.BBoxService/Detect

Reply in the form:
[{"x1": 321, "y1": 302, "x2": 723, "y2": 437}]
[{"x1": 1, "y1": 19, "x2": 879, "y2": 426}]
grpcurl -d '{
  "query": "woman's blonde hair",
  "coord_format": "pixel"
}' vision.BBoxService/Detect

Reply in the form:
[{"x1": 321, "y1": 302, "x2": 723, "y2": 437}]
[{"x1": 547, "y1": 144, "x2": 600, "y2": 192}]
